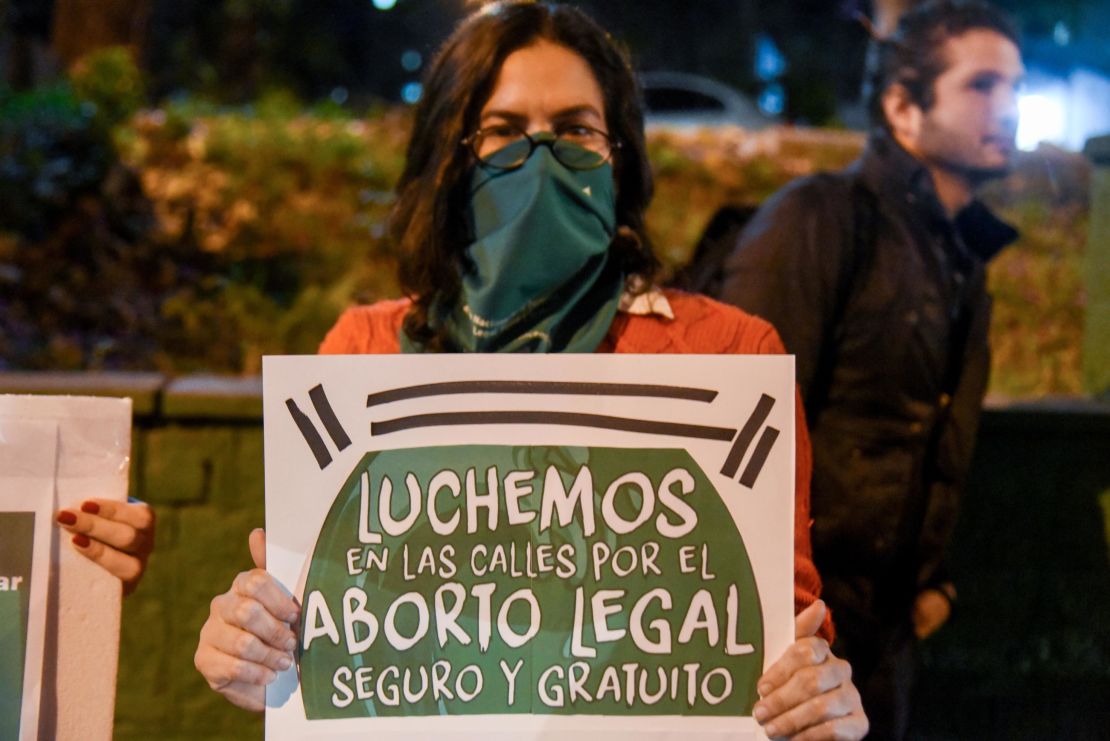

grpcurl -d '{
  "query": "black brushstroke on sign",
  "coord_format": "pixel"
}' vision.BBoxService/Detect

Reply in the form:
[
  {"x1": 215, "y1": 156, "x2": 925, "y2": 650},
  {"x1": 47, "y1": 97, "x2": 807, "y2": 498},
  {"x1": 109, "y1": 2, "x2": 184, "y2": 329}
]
[
  {"x1": 309, "y1": 384, "x2": 352, "y2": 451},
  {"x1": 286, "y1": 398, "x2": 332, "y2": 469},
  {"x1": 366, "y1": 380, "x2": 718, "y2": 407},
  {"x1": 739, "y1": 427, "x2": 780, "y2": 489},
  {"x1": 371, "y1": 410, "x2": 737, "y2": 441},
  {"x1": 720, "y1": 393, "x2": 781, "y2": 489}
]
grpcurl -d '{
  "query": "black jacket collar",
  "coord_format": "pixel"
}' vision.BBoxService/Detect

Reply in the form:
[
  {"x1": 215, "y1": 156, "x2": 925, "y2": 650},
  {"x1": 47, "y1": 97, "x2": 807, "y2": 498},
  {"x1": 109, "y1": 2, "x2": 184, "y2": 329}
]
[{"x1": 858, "y1": 131, "x2": 1018, "y2": 263}]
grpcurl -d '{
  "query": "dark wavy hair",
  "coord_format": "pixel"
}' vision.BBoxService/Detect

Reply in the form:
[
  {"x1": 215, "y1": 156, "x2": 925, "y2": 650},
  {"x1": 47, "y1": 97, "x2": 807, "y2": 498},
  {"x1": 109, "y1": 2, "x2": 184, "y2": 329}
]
[
  {"x1": 865, "y1": 0, "x2": 1020, "y2": 130},
  {"x1": 391, "y1": 1, "x2": 657, "y2": 350}
]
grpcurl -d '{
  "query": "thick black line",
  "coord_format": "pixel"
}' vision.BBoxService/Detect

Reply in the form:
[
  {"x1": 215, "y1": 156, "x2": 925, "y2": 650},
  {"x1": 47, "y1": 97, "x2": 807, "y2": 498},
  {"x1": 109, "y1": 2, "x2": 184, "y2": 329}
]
[
  {"x1": 285, "y1": 399, "x2": 332, "y2": 469},
  {"x1": 309, "y1": 384, "x2": 352, "y2": 451},
  {"x1": 371, "y1": 411, "x2": 737, "y2": 441},
  {"x1": 366, "y1": 380, "x2": 718, "y2": 407},
  {"x1": 739, "y1": 426, "x2": 780, "y2": 488},
  {"x1": 719, "y1": 393, "x2": 777, "y2": 477}
]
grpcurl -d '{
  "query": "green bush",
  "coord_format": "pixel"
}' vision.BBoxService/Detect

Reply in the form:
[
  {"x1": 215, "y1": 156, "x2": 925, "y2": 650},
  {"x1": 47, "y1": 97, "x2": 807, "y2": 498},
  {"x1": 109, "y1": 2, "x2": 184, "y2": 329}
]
[
  {"x1": 0, "y1": 82, "x2": 161, "y2": 370},
  {"x1": 69, "y1": 46, "x2": 146, "y2": 128},
  {"x1": 0, "y1": 95, "x2": 1092, "y2": 397},
  {"x1": 114, "y1": 102, "x2": 409, "y2": 372},
  {"x1": 0, "y1": 85, "x2": 113, "y2": 237}
]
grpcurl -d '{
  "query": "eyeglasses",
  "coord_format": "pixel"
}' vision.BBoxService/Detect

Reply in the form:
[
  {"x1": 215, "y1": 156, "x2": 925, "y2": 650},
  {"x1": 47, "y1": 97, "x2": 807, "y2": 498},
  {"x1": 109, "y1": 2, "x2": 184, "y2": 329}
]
[{"x1": 463, "y1": 124, "x2": 620, "y2": 171}]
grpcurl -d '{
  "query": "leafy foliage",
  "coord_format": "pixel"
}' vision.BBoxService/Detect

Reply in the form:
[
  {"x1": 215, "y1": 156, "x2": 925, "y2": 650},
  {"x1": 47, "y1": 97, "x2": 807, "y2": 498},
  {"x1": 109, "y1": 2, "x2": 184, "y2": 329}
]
[
  {"x1": 0, "y1": 83, "x2": 1092, "y2": 396},
  {"x1": 69, "y1": 46, "x2": 147, "y2": 128},
  {"x1": 117, "y1": 102, "x2": 409, "y2": 373},
  {"x1": 981, "y1": 149, "x2": 1091, "y2": 397}
]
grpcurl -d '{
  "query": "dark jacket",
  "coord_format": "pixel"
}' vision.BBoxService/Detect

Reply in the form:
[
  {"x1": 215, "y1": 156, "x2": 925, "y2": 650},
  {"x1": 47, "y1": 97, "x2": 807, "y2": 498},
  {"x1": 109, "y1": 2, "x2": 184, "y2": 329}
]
[{"x1": 717, "y1": 132, "x2": 1017, "y2": 625}]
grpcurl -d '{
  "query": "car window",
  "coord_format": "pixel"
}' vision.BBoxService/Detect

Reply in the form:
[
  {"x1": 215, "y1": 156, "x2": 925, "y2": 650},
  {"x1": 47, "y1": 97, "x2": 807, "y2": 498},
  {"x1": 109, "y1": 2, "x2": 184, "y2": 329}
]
[{"x1": 644, "y1": 87, "x2": 726, "y2": 113}]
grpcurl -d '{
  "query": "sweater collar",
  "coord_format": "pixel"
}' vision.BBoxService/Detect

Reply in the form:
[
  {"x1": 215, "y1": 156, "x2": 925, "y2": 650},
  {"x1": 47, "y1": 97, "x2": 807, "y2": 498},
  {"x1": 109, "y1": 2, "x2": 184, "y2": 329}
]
[
  {"x1": 619, "y1": 283, "x2": 674, "y2": 319},
  {"x1": 858, "y1": 130, "x2": 1018, "y2": 262}
]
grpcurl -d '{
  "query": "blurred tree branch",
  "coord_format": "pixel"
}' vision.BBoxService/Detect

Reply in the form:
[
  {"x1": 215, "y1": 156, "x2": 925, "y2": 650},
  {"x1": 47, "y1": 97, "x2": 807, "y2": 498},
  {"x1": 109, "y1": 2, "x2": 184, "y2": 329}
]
[
  {"x1": 873, "y1": 0, "x2": 919, "y2": 36},
  {"x1": 50, "y1": 0, "x2": 150, "y2": 70},
  {"x1": 4, "y1": 0, "x2": 54, "y2": 89}
]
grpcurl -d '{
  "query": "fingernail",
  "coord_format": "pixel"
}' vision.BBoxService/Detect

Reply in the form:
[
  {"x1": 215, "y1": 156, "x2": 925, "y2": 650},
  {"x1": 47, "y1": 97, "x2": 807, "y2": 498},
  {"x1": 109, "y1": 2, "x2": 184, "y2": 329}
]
[
  {"x1": 753, "y1": 704, "x2": 768, "y2": 722},
  {"x1": 278, "y1": 654, "x2": 292, "y2": 670},
  {"x1": 56, "y1": 511, "x2": 77, "y2": 526},
  {"x1": 758, "y1": 682, "x2": 772, "y2": 696},
  {"x1": 764, "y1": 723, "x2": 779, "y2": 737},
  {"x1": 264, "y1": 669, "x2": 277, "y2": 683},
  {"x1": 286, "y1": 611, "x2": 300, "y2": 624},
  {"x1": 81, "y1": 501, "x2": 101, "y2": 514},
  {"x1": 73, "y1": 533, "x2": 91, "y2": 548},
  {"x1": 285, "y1": 637, "x2": 297, "y2": 652}
]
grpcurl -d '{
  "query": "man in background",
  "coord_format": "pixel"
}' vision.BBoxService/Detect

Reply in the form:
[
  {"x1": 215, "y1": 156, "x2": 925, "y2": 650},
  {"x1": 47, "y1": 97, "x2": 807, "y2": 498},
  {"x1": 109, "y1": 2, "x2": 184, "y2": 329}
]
[{"x1": 716, "y1": 2, "x2": 1023, "y2": 738}]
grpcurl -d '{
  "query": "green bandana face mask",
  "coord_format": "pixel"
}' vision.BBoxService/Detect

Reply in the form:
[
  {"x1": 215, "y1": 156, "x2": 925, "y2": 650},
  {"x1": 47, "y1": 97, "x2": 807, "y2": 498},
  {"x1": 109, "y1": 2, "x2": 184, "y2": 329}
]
[{"x1": 402, "y1": 139, "x2": 624, "y2": 353}]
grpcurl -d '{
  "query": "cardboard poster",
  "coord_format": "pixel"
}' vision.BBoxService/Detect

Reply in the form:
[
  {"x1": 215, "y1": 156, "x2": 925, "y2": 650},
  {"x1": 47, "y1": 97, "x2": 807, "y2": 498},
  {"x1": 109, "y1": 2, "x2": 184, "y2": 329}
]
[
  {"x1": 0, "y1": 395, "x2": 131, "y2": 741},
  {"x1": 0, "y1": 419, "x2": 55, "y2": 741},
  {"x1": 264, "y1": 355, "x2": 796, "y2": 741}
]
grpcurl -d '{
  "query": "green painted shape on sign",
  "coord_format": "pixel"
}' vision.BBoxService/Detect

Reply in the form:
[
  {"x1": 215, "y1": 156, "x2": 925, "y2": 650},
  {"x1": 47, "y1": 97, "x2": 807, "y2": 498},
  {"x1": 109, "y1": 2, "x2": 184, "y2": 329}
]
[
  {"x1": 0, "y1": 512, "x2": 36, "y2": 740},
  {"x1": 298, "y1": 445, "x2": 763, "y2": 719}
]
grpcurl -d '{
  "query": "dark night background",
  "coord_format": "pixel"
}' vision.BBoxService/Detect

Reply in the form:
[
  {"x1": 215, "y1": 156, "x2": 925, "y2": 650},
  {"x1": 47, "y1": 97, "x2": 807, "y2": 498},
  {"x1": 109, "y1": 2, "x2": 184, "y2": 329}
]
[
  {"x1": 4, "y1": 0, "x2": 1109, "y2": 125},
  {"x1": 1, "y1": 2, "x2": 1108, "y2": 740}
]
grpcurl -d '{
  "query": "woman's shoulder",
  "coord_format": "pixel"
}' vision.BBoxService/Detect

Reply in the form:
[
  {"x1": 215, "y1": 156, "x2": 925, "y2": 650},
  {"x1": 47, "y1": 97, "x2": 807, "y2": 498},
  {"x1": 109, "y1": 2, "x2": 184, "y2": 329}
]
[
  {"x1": 617, "y1": 289, "x2": 785, "y2": 355},
  {"x1": 318, "y1": 298, "x2": 412, "y2": 354}
]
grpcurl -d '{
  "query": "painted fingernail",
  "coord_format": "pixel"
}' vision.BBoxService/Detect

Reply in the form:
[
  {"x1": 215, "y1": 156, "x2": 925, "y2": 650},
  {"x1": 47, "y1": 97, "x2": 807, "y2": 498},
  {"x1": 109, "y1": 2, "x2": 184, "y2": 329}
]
[
  {"x1": 73, "y1": 533, "x2": 91, "y2": 548},
  {"x1": 753, "y1": 704, "x2": 768, "y2": 722},
  {"x1": 285, "y1": 637, "x2": 297, "y2": 652},
  {"x1": 56, "y1": 511, "x2": 77, "y2": 526},
  {"x1": 277, "y1": 654, "x2": 292, "y2": 670},
  {"x1": 81, "y1": 501, "x2": 101, "y2": 514}
]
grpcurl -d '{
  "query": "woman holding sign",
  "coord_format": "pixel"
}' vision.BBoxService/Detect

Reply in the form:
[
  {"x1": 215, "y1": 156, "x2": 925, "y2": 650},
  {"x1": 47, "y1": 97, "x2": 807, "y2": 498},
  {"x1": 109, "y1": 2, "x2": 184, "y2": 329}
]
[
  {"x1": 54, "y1": 500, "x2": 154, "y2": 595},
  {"x1": 194, "y1": 3, "x2": 867, "y2": 738}
]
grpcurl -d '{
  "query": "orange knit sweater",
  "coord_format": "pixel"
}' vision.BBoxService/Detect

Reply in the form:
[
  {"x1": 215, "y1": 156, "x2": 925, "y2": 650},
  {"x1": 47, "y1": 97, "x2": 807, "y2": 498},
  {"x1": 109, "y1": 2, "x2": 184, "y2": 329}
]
[{"x1": 320, "y1": 289, "x2": 832, "y2": 641}]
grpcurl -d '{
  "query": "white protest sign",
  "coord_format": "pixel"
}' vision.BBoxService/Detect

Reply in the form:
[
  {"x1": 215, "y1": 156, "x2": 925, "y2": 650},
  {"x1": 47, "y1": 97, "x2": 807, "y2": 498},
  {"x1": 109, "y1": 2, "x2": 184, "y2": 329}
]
[
  {"x1": 0, "y1": 395, "x2": 131, "y2": 741},
  {"x1": 0, "y1": 418, "x2": 55, "y2": 741},
  {"x1": 263, "y1": 354, "x2": 795, "y2": 741}
]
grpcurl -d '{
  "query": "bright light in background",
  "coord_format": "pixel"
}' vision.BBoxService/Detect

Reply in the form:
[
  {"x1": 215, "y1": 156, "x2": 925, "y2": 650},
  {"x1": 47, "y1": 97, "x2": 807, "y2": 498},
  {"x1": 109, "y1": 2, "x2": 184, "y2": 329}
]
[
  {"x1": 401, "y1": 50, "x2": 422, "y2": 72},
  {"x1": 1017, "y1": 93, "x2": 1067, "y2": 151},
  {"x1": 401, "y1": 82, "x2": 423, "y2": 104},
  {"x1": 372, "y1": 0, "x2": 397, "y2": 10},
  {"x1": 758, "y1": 83, "x2": 785, "y2": 116},
  {"x1": 1053, "y1": 21, "x2": 1071, "y2": 46},
  {"x1": 754, "y1": 34, "x2": 786, "y2": 81}
]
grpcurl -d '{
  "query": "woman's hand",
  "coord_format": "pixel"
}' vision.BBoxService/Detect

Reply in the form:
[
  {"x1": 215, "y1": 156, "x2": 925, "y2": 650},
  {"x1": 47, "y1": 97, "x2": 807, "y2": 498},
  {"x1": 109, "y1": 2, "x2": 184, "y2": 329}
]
[
  {"x1": 54, "y1": 498, "x2": 155, "y2": 595},
  {"x1": 913, "y1": 587, "x2": 953, "y2": 639},
  {"x1": 193, "y1": 529, "x2": 300, "y2": 712},
  {"x1": 753, "y1": 600, "x2": 868, "y2": 740}
]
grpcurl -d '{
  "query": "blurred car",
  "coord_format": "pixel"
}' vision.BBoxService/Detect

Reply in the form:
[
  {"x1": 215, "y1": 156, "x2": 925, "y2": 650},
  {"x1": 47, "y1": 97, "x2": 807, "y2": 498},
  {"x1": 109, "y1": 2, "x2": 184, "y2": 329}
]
[{"x1": 640, "y1": 71, "x2": 775, "y2": 130}]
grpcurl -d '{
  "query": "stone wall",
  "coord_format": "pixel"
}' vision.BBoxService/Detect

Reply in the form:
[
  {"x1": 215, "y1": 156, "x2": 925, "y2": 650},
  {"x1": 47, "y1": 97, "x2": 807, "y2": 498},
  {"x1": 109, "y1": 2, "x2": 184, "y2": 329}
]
[
  {"x1": 1, "y1": 373, "x2": 1107, "y2": 739},
  {"x1": 1084, "y1": 135, "x2": 1110, "y2": 398}
]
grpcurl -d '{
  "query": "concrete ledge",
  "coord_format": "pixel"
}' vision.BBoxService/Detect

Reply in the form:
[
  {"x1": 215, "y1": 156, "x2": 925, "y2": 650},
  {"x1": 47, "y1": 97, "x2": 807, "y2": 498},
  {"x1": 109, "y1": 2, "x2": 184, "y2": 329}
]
[
  {"x1": 0, "y1": 371, "x2": 166, "y2": 416},
  {"x1": 1, "y1": 373, "x2": 1107, "y2": 428},
  {"x1": 982, "y1": 395, "x2": 1110, "y2": 433},
  {"x1": 162, "y1": 375, "x2": 263, "y2": 420}
]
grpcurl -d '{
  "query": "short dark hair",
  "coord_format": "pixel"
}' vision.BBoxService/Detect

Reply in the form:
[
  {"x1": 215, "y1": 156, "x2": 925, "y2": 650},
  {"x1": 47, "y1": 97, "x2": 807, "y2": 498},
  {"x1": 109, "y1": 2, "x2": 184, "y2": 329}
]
[
  {"x1": 865, "y1": 0, "x2": 1020, "y2": 129},
  {"x1": 393, "y1": 1, "x2": 657, "y2": 351}
]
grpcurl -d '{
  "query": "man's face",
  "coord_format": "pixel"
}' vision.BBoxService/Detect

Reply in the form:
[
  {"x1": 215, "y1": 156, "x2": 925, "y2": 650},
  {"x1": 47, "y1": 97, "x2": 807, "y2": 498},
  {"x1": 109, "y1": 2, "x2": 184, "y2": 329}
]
[{"x1": 904, "y1": 29, "x2": 1025, "y2": 183}]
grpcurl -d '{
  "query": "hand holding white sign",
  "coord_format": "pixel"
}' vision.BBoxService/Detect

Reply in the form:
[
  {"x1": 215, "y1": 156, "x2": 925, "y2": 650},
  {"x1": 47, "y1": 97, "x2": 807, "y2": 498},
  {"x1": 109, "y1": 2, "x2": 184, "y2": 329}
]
[
  {"x1": 753, "y1": 601, "x2": 867, "y2": 740},
  {"x1": 194, "y1": 528, "x2": 299, "y2": 712},
  {"x1": 1, "y1": 394, "x2": 132, "y2": 740},
  {"x1": 53, "y1": 499, "x2": 155, "y2": 595},
  {"x1": 191, "y1": 353, "x2": 869, "y2": 741},
  {"x1": 195, "y1": 532, "x2": 867, "y2": 740}
]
